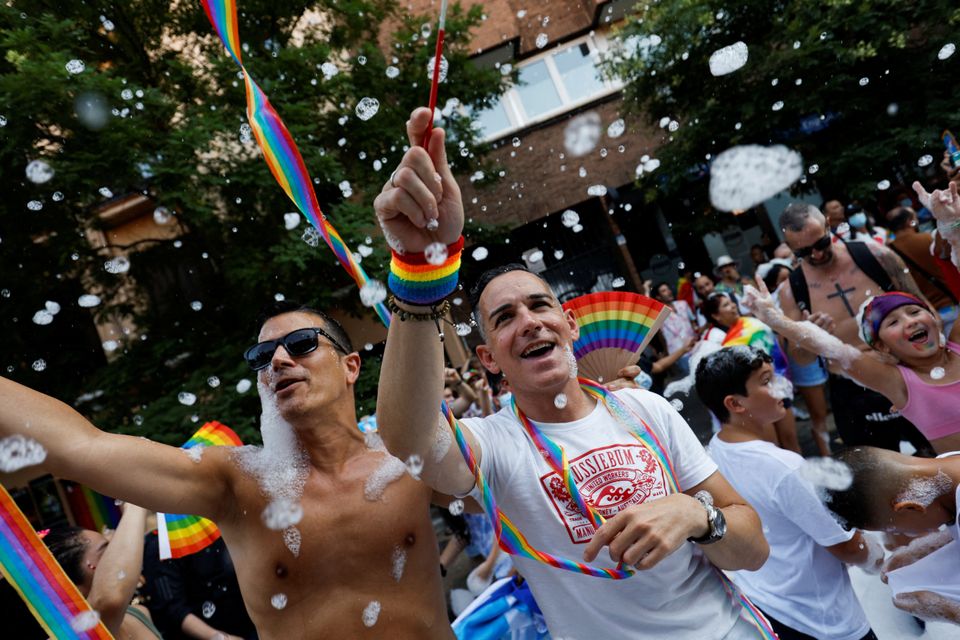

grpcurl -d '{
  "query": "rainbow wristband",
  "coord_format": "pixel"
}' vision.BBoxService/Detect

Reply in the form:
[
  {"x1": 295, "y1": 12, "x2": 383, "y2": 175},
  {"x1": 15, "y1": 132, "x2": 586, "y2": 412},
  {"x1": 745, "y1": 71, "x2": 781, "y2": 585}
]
[{"x1": 389, "y1": 236, "x2": 464, "y2": 305}]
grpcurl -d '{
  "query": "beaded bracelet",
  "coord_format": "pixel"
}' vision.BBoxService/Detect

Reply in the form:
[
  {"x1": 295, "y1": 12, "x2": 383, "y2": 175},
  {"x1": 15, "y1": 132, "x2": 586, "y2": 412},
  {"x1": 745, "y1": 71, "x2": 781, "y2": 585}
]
[
  {"x1": 386, "y1": 296, "x2": 452, "y2": 341},
  {"x1": 388, "y1": 236, "x2": 464, "y2": 306}
]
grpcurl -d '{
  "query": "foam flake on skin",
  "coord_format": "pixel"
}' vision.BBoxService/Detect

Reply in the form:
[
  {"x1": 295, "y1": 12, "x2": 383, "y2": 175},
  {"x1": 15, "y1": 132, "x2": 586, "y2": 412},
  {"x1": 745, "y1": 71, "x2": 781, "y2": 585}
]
[
  {"x1": 271, "y1": 593, "x2": 288, "y2": 610},
  {"x1": 554, "y1": 393, "x2": 567, "y2": 409},
  {"x1": 768, "y1": 375, "x2": 794, "y2": 400},
  {"x1": 283, "y1": 526, "x2": 302, "y2": 557},
  {"x1": 362, "y1": 600, "x2": 381, "y2": 627},
  {"x1": 563, "y1": 345, "x2": 578, "y2": 379},
  {"x1": 432, "y1": 416, "x2": 453, "y2": 462},
  {"x1": 262, "y1": 498, "x2": 304, "y2": 530},
  {"x1": 70, "y1": 610, "x2": 100, "y2": 632},
  {"x1": 391, "y1": 545, "x2": 407, "y2": 582},
  {"x1": 364, "y1": 454, "x2": 407, "y2": 501},
  {"x1": 405, "y1": 454, "x2": 423, "y2": 480},
  {"x1": 183, "y1": 445, "x2": 205, "y2": 463},
  {"x1": 897, "y1": 471, "x2": 953, "y2": 507}
]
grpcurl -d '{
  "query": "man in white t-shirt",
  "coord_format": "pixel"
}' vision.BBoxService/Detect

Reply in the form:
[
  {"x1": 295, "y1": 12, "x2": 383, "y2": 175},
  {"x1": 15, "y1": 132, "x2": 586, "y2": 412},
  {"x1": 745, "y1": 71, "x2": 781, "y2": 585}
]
[
  {"x1": 695, "y1": 347, "x2": 881, "y2": 640},
  {"x1": 374, "y1": 108, "x2": 770, "y2": 639},
  {"x1": 653, "y1": 281, "x2": 698, "y2": 376},
  {"x1": 826, "y1": 447, "x2": 960, "y2": 624}
]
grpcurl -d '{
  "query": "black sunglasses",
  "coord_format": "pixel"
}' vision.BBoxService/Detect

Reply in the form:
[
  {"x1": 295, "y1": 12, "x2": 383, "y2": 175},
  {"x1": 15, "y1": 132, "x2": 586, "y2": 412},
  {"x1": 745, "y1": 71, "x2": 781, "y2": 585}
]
[
  {"x1": 244, "y1": 327, "x2": 349, "y2": 371},
  {"x1": 793, "y1": 233, "x2": 832, "y2": 259}
]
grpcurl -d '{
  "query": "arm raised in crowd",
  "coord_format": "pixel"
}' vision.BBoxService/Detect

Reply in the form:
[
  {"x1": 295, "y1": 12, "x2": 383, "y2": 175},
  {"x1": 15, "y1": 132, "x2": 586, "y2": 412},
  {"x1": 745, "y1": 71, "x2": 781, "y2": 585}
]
[
  {"x1": 0, "y1": 377, "x2": 237, "y2": 522},
  {"x1": 374, "y1": 108, "x2": 478, "y2": 496},
  {"x1": 86, "y1": 504, "x2": 148, "y2": 634},
  {"x1": 746, "y1": 277, "x2": 908, "y2": 407},
  {"x1": 915, "y1": 180, "x2": 960, "y2": 271}
]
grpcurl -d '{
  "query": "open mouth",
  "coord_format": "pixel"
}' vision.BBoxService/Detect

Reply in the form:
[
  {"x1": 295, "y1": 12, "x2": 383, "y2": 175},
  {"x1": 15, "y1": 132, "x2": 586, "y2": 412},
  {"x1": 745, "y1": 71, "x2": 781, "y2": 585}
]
[
  {"x1": 520, "y1": 341, "x2": 555, "y2": 359},
  {"x1": 907, "y1": 328, "x2": 929, "y2": 344},
  {"x1": 275, "y1": 378, "x2": 301, "y2": 392}
]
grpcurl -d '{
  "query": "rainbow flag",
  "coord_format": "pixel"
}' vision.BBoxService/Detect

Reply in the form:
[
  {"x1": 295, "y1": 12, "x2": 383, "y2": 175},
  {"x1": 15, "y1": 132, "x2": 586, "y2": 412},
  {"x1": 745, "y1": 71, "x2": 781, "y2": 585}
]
[
  {"x1": 62, "y1": 482, "x2": 121, "y2": 533},
  {"x1": 0, "y1": 484, "x2": 114, "y2": 639},
  {"x1": 676, "y1": 275, "x2": 695, "y2": 309},
  {"x1": 157, "y1": 422, "x2": 242, "y2": 560},
  {"x1": 722, "y1": 316, "x2": 789, "y2": 376}
]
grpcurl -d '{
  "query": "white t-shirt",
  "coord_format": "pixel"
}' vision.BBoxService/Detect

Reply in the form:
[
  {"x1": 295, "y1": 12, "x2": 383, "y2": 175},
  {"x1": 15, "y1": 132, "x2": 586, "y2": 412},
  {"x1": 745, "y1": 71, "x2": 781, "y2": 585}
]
[
  {"x1": 661, "y1": 300, "x2": 697, "y2": 354},
  {"x1": 708, "y1": 436, "x2": 870, "y2": 640},
  {"x1": 462, "y1": 389, "x2": 743, "y2": 640}
]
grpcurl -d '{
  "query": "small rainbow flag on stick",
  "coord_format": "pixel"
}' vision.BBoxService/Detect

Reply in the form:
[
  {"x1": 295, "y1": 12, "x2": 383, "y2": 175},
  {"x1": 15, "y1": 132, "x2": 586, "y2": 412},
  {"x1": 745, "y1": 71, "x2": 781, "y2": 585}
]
[
  {"x1": 157, "y1": 421, "x2": 242, "y2": 560},
  {"x1": 562, "y1": 291, "x2": 671, "y2": 383},
  {"x1": 0, "y1": 484, "x2": 114, "y2": 639}
]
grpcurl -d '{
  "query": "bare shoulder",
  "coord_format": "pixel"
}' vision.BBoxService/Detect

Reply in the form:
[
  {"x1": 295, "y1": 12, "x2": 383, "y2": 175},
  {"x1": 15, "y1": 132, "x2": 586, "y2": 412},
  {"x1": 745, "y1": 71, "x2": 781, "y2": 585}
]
[
  {"x1": 776, "y1": 274, "x2": 803, "y2": 319},
  {"x1": 867, "y1": 242, "x2": 927, "y2": 298}
]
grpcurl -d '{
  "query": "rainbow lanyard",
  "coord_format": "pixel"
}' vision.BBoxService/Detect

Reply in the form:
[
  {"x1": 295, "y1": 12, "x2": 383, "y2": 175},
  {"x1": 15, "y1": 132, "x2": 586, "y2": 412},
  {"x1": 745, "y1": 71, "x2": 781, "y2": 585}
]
[
  {"x1": 443, "y1": 378, "x2": 677, "y2": 579},
  {"x1": 200, "y1": 0, "x2": 390, "y2": 325}
]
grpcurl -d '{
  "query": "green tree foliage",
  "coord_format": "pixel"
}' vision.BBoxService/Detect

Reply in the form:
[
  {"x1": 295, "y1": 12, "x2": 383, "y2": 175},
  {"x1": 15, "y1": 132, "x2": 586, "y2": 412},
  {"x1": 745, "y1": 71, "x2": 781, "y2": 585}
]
[
  {"x1": 604, "y1": 0, "x2": 960, "y2": 228},
  {"x1": 0, "y1": 1, "x2": 506, "y2": 445}
]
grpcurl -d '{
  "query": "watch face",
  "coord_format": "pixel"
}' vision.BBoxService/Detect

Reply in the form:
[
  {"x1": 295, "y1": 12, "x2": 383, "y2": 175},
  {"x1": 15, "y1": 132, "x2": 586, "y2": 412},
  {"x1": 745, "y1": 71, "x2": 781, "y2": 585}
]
[{"x1": 711, "y1": 506, "x2": 727, "y2": 539}]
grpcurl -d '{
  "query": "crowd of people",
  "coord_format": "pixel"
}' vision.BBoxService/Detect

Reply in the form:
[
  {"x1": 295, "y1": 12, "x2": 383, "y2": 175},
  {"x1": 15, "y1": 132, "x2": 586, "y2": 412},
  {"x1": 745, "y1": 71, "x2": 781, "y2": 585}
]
[{"x1": 3, "y1": 110, "x2": 960, "y2": 640}]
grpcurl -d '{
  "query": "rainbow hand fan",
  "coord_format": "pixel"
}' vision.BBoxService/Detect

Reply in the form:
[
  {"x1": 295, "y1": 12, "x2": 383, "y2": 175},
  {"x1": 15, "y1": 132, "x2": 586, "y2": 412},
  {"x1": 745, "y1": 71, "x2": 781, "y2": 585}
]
[
  {"x1": 562, "y1": 292, "x2": 672, "y2": 383},
  {"x1": 157, "y1": 421, "x2": 242, "y2": 560}
]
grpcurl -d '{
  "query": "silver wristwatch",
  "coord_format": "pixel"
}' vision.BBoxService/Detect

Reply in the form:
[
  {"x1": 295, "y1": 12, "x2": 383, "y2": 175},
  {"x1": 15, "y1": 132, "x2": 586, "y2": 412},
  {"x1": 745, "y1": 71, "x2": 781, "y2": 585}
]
[{"x1": 688, "y1": 490, "x2": 727, "y2": 545}]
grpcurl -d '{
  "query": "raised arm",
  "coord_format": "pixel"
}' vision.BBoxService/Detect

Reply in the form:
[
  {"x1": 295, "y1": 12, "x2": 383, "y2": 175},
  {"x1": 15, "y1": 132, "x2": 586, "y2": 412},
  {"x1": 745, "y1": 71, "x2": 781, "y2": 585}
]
[
  {"x1": 374, "y1": 108, "x2": 477, "y2": 496},
  {"x1": 914, "y1": 180, "x2": 960, "y2": 269},
  {"x1": 86, "y1": 504, "x2": 148, "y2": 634},
  {"x1": 746, "y1": 277, "x2": 907, "y2": 406},
  {"x1": 0, "y1": 377, "x2": 235, "y2": 521}
]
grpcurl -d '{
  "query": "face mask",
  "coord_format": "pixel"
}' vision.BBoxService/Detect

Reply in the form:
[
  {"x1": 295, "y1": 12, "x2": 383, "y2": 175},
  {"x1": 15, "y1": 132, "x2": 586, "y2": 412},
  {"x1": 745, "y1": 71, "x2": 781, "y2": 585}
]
[
  {"x1": 848, "y1": 212, "x2": 867, "y2": 228},
  {"x1": 498, "y1": 392, "x2": 512, "y2": 407}
]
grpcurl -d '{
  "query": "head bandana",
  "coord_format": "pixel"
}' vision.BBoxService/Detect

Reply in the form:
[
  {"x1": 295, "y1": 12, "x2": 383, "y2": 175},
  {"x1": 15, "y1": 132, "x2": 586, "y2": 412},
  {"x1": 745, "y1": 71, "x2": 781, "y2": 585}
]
[{"x1": 857, "y1": 292, "x2": 929, "y2": 346}]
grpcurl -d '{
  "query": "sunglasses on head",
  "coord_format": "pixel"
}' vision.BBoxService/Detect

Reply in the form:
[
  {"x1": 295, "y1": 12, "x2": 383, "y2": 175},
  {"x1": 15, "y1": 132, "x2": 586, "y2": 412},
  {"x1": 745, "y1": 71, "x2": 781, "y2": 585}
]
[
  {"x1": 244, "y1": 327, "x2": 349, "y2": 371},
  {"x1": 793, "y1": 233, "x2": 832, "y2": 259}
]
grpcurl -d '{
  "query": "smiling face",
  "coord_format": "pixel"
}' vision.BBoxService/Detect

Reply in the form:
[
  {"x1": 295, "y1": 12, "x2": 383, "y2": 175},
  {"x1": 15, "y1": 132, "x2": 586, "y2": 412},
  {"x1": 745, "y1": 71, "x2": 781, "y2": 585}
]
[
  {"x1": 693, "y1": 275, "x2": 715, "y2": 298},
  {"x1": 875, "y1": 304, "x2": 941, "y2": 360},
  {"x1": 256, "y1": 311, "x2": 360, "y2": 423},
  {"x1": 735, "y1": 363, "x2": 786, "y2": 424},
  {"x1": 711, "y1": 294, "x2": 740, "y2": 328},
  {"x1": 474, "y1": 271, "x2": 579, "y2": 396}
]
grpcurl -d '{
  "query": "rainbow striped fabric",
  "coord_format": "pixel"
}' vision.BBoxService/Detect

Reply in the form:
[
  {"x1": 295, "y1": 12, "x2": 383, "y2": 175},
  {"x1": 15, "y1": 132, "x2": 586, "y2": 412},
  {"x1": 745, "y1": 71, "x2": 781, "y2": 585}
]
[
  {"x1": 62, "y1": 482, "x2": 122, "y2": 533},
  {"x1": 563, "y1": 291, "x2": 671, "y2": 359},
  {"x1": 0, "y1": 484, "x2": 114, "y2": 639},
  {"x1": 722, "y1": 316, "x2": 789, "y2": 376},
  {"x1": 157, "y1": 421, "x2": 242, "y2": 560},
  {"x1": 388, "y1": 237, "x2": 463, "y2": 305},
  {"x1": 200, "y1": 0, "x2": 390, "y2": 325}
]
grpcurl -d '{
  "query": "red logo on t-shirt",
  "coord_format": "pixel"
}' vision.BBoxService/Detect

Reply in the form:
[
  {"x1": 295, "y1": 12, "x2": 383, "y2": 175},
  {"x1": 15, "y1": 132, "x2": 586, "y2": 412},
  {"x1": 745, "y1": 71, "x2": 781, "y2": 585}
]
[{"x1": 539, "y1": 444, "x2": 668, "y2": 544}]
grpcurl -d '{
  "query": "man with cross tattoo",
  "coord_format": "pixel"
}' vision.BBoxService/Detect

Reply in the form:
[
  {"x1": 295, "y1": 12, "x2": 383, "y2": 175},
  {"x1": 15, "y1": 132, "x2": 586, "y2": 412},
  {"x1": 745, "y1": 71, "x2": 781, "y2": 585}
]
[{"x1": 776, "y1": 202, "x2": 933, "y2": 453}]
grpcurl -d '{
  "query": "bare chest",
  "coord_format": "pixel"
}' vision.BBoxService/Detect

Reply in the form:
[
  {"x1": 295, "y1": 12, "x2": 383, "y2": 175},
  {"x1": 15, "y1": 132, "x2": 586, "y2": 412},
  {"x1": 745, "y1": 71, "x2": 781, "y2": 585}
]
[{"x1": 805, "y1": 261, "x2": 883, "y2": 343}]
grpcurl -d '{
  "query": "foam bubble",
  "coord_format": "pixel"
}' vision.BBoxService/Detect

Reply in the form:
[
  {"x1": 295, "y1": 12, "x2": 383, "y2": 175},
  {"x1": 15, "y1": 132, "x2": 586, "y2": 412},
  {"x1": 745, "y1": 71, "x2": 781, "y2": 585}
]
[
  {"x1": 670, "y1": 399, "x2": 684, "y2": 411},
  {"x1": 32, "y1": 310, "x2": 54, "y2": 325},
  {"x1": 563, "y1": 345, "x2": 578, "y2": 379},
  {"x1": 448, "y1": 498, "x2": 464, "y2": 516},
  {"x1": 471, "y1": 246, "x2": 489, "y2": 261},
  {"x1": 426, "y1": 55, "x2": 448, "y2": 83},
  {"x1": 0, "y1": 435, "x2": 48, "y2": 473},
  {"x1": 25, "y1": 159, "x2": 55, "y2": 184},
  {"x1": 799, "y1": 457, "x2": 853, "y2": 500},
  {"x1": 261, "y1": 499, "x2": 304, "y2": 530},
  {"x1": 930, "y1": 367, "x2": 946, "y2": 380},
  {"x1": 355, "y1": 97, "x2": 380, "y2": 121},
  {"x1": 202, "y1": 601, "x2": 215, "y2": 618},
  {"x1": 283, "y1": 526, "x2": 302, "y2": 557},
  {"x1": 359, "y1": 280, "x2": 387, "y2": 307},
  {"x1": 708, "y1": 41, "x2": 749, "y2": 76},
  {"x1": 424, "y1": 242, "x2": 448, "y2": 265},
  {"x1": 362, "y1": 600, "x2": 381, "y2": 627},
  {"x1": 364, "y1": 454, "x2": 407, "y2": 501},
  {"x1": 65, "y1": 59, "x2": 85, "y2": 74},
  {"x1": 554, "y1": 393, "x2": 567, "y2": 409},
  {"x1": 405, "y1": 454, "x2": 423, "y2": 480},
  {"x1": 70, "y1": 610, "x2": 100, "y2": 632},
  {"x1": 178, "y1": 391, "x2": 197, "y2": 406},
  {"x1": 768, "y1": 374, "x2": 794, "y2": 400},
  {"x1": 271, "y1": 593, "x2": 288, "y2": 609},
  {"x1": 391, "y1": 545, "x2": 407, "y2": 582},
  {"x1": 709, "y1": 145, "x2": 803, "y2": 212},
  {"x1": 563, "y1": 112, "x2": 601, "y2": 157},
  {"x1": 78, "y1": 294, "x2": 101, "y2": 308},
  {"x1": 560, "y1": 210, "x2": 580, "y2": 228},
  {"x1": 284, "y1": 212, "x2": 301, "y2": 230}
]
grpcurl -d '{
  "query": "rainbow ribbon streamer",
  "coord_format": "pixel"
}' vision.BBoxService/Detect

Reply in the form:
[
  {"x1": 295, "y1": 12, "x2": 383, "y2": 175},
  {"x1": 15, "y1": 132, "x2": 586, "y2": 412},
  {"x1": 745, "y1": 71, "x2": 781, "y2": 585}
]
[
  {"x1": 0, "y1": 484, "x2": 114, "y2": 639},
  {"x1": 157, "y1": 421, "x2": 242, "y2": 560},
  {"x1": 200, "y1": 0, "x2": 390, "y2": 325}
]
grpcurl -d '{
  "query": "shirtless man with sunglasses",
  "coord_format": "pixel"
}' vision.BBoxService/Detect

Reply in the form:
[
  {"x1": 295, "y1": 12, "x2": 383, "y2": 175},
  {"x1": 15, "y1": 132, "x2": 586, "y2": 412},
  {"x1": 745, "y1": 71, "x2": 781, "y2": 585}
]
[
  {"x1": 776, "y1": 202, "x2": 931, "y2": 452},
  {"x1": 0, "y1": 301, "x2": 454, "y2": 639}
]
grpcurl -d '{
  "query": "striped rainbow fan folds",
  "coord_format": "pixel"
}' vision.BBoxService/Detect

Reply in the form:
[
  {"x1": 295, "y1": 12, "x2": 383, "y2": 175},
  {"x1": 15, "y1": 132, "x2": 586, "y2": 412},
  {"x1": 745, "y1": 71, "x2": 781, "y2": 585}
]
[
  {"x1": 562, "y1": 292, "x2": 671, "y2": 382},
  {"x1": 157, "y1": 421, "x2": 242, "y2": 560}
]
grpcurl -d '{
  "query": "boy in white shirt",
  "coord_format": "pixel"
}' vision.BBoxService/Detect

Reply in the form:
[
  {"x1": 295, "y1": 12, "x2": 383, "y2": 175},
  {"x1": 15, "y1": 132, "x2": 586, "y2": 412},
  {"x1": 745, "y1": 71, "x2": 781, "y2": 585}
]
[{"x1": 696, "y1": 346, "x2": 882, "y2": 640}]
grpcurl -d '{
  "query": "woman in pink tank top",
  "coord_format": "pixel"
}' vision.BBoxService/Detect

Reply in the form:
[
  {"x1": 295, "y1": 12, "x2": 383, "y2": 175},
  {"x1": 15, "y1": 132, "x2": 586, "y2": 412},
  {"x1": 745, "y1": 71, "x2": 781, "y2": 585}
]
[{"x1": 748, "y1": 286, "x2": 960, "y2": 454}]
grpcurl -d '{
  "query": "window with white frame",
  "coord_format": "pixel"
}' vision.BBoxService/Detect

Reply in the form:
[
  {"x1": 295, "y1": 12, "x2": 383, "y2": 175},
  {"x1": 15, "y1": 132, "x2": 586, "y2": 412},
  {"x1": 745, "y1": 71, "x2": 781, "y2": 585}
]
[{"x1": 472, "y1": 34, "x2": 623, "y2": 141}]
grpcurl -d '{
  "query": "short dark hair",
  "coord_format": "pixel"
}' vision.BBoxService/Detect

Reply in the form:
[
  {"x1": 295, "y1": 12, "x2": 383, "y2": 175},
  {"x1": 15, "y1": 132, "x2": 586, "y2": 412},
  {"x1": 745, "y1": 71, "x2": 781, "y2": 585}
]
[
  {"x1": 762, "y1": 264, "x2": 790, "y2": 293},
  {"x1": 823, "y1": 447, "x2": 890, "y2": 530},
  {"x1": 886, "y1": 206, "x2": 915, "y2": 232},
  {"x1": 44, "y1": 526, "x2": 88, "y2": 586},
  {"x1": 700, "y1": 291, "x2": 731, "y2": 323},
  {"x1": 695, "y1": 346, "x2": 771, "y2": 423},
  {"x1": 255, "y1": 300, "x2": 354, "y2": 354},
  {"x1": 780, "y1": 203, "x2": 823, "y2": 233},
  {"x1": 654, "y1": 281, "x2": 672, "y2": 298}
]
